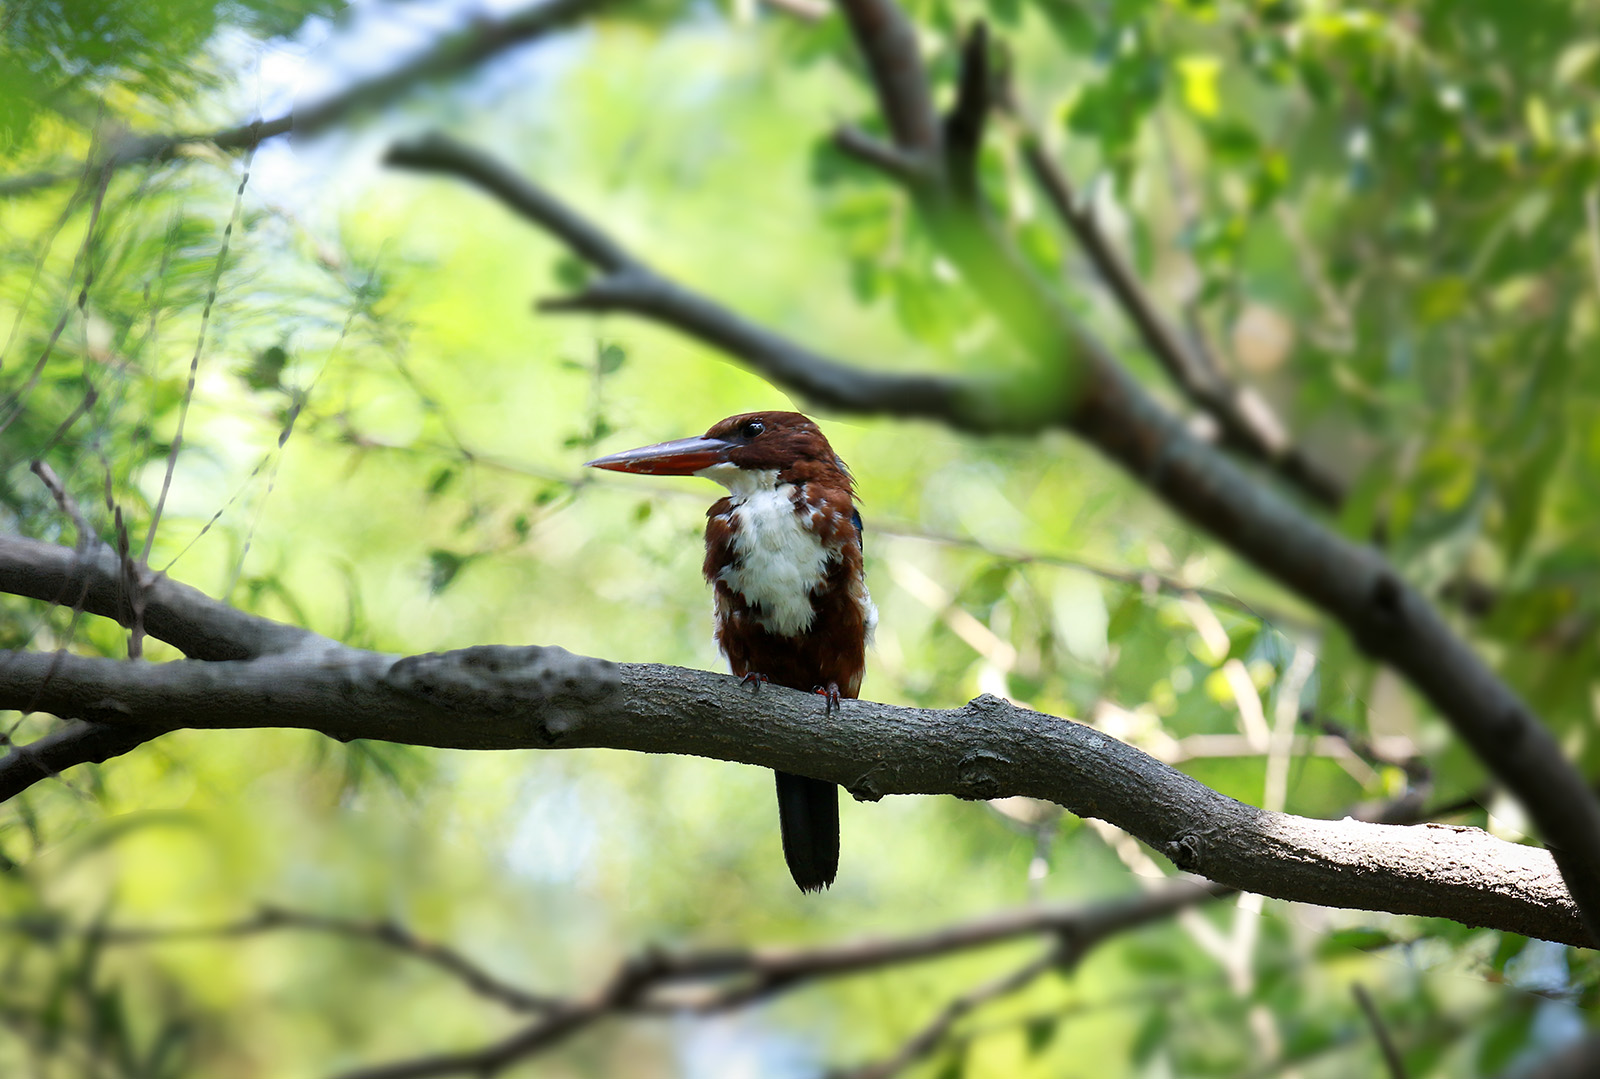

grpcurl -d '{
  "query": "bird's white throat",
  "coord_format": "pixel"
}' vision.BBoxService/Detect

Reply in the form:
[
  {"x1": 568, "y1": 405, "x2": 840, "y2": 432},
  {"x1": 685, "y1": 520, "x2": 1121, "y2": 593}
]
[{"x1": 701, "y1": 469, "x2": 829, "y2": 637}]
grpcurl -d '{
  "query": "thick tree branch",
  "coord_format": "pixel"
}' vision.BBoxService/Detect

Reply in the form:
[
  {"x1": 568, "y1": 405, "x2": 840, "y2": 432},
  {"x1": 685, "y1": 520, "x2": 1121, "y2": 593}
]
[
  {"x1": 0, "y1": 535, "x2": 323, "y2": 799},
  {"x1": 0, "y1": 617, "x2": 1586, "y2": 946},
  {"x1": 0, "y1": 0, "x2": 609, "y2": 198}
]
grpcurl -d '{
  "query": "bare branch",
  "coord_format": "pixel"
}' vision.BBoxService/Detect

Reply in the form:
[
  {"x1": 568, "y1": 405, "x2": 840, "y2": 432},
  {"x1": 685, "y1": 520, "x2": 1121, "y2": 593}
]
[
  {"x1": 29, "y1": 461, "x2": 90, "y2": 549},
  {"x1": 761, "y1": 0, "x2": 830, "y2": 19},
  {"x1": 0, "y1": 721, "x2": 167, "y2": 802},
  {"x1": 44, "y1": 906, "x2": 559, "y2": 1014},
  {"x1": 385, "y1": 135, "x2": 996, "y2": 427},
  {"x1": 331, "y1": 881, "x2": 1223, "y2": 1079},
  {"x1": 0, "y1": 609, "x2": 1586, "y2": 945},
  {"x1": 834, "y1": 0, "x2": 940, "y2": 159},
  {"x1": 833, "y1": 124, "x2": 934, "y2": 185},
  {"x1": 0, "y1": 534, "x2": 319, "y2": 799},
  {"x1": 0, "y1": 0, "x2": 610, "y2": 197}
]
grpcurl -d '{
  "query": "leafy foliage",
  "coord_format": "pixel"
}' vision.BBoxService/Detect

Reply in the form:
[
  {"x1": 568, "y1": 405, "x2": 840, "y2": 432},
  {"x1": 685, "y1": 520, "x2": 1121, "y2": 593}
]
[{"x1": 1, "y1": 0, "x2": 1598, "y2": 1076}]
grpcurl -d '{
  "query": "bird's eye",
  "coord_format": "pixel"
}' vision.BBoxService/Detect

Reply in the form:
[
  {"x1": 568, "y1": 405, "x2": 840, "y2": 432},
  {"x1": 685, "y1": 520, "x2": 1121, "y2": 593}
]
[{"x1": 740, "y1": 420, "x2": 765, "y2": 439}]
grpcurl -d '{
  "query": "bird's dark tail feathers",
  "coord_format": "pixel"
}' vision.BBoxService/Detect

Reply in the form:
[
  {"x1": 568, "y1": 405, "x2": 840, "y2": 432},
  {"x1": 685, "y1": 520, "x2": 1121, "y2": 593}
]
[{"x1": 774, "y1": 771, "x2": 839, "y2": 892}]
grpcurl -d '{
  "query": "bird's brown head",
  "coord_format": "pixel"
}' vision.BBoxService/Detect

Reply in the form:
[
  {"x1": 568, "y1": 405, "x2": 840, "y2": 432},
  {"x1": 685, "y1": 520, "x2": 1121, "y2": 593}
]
[{"x1": 585, "y1": 411, "x2": 851, "y2": 491}]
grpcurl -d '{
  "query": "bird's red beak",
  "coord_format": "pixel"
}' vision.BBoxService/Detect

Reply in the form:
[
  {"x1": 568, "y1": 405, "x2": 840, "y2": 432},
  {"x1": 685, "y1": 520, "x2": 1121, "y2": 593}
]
[{"x1": 584, "y1": 435, "x2": 737, "y2": 476}]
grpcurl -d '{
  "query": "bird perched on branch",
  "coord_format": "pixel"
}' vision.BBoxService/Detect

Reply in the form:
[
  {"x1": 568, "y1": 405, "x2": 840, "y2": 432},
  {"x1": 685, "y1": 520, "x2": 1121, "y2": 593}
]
[{"x1": 587, "y1": 411, "x2": 876, "y2": 891}]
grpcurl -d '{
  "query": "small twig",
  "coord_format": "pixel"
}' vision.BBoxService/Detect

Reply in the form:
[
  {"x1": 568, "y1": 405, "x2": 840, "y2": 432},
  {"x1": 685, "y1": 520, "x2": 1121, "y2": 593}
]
[
  {"x1": 0, "y1": 163, "x2": 112, "y2": 438},
  {"x1": 142, "y1": 137, "x2": 258, "y2": 571},
  {"x1": 29, "y1": 461, "x2": 91, "y2": 550},
  {"x1": 385, "y1": 134, "x2": 978, "y2": 426},
  {"x1": 1305, "y1": 712, "x2": 1427, "y2": 780},
  {"x1": 60, "y1": 906, "x2": 558, "y2": 1014},
  {"x1": 833, "y1": 125, "x2": 934, "y2": 185},
  {"x1": 1352, "y1": 983, "x2": 1407, "y2": 1079}
]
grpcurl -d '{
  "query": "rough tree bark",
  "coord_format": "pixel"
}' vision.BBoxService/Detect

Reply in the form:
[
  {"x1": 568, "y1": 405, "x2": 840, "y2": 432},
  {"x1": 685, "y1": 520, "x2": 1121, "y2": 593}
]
[{"x1": 0, "y1": 535, "x2": 1587, "y2": 948}]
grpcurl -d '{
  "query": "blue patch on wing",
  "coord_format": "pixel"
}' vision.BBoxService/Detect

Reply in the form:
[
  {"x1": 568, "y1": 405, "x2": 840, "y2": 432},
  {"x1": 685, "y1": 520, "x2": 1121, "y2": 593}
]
[{"x1": 850, "y1": 507, "x2": 864, "y2": 550}]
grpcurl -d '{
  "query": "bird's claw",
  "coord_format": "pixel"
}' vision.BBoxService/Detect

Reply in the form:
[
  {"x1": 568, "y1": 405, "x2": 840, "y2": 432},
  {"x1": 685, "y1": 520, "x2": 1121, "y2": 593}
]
[
  {"x1": 814, "y1": 682, "x2": 842, "y2": 715},
  {"x1": 740, "y1": 672, "x2": 771, "y2": 693}
]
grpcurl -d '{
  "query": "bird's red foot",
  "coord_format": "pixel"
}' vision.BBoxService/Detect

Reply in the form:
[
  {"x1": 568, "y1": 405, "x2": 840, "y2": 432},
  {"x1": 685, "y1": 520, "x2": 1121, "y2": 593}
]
[
  {"x1": 740, "y1": 672, "x2": 771, "y2": 693},
  {"x1": 814, "y1": 682, "x2": 842, "y2": 714}
]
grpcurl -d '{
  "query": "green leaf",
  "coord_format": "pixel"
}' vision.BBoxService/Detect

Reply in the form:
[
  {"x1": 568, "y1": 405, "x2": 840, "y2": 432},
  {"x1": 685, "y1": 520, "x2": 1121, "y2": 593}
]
[
  {"x1": 427, "y1": 550, "x2": 470, "y2": 595},
  {"x1": 1024, "y1": 1014, "x2": 1059, "y2": 1056},
  {"x1": 426, "y1": 468, "x2": 456, "y2": 497},
  {"x1": 598, "y1": 343, "x2": 627, "y2": 375}
]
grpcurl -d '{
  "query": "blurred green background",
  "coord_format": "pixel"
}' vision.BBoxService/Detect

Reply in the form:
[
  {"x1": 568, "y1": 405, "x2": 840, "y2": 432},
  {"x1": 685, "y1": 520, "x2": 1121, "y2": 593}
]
[{"x1": 1, "y1": 0, "x2": 1598, "y2": 1075}]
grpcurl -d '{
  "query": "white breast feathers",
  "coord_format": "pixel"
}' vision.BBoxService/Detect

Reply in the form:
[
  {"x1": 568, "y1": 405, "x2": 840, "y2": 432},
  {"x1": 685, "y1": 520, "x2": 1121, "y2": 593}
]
[{"x1": 718, "y1": 484, "x2": 833, "y2": 637}]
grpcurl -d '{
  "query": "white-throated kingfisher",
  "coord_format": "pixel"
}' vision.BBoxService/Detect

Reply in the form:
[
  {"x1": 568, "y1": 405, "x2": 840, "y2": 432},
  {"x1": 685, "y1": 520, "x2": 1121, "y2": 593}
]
[{"x1": 586, "y1": 411, "x2": 876, "y2": 891}]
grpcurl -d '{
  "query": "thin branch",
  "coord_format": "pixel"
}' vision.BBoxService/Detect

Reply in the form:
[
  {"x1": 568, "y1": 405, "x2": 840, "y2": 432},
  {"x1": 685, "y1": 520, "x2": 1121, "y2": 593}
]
[
  {"x1": 833, "y1": 125, "x2": 934, "y2": 186},
  {"x1": 332, "y1": 881, "x2": 1222, "y2": 1079},
  {"x1": 0, "y1": 0, "x2": 611, "y2": 197},
  {"x1": 142, "y1": 138, "x2": 257, "y2": 569},
  {"x1": 385, "y1": 135, "x2": 987, "y2": 427},
  {"x1": 1352, "y1": 983, "x2": 1407, "y2": 1079},
  {"x1": 29, "y1": 461, "x2": 91, "y2": 549},
  {"x1": 761, "y1": 0, "x2": 830, "y2": 19},
  {"x1": 31, "y1": 906, "x2": 559, "y2": 1014},
  {"x1": 1584, "y1": 187, "x2": 1600, "y2": 301},
  {"x1": 0, "y1": 721, "x2": 167, "y2": 802},
  {"x1": 876, "y1": 517, "x2": 1308, "y2": 627},
  {"x1": 943, "y1": 22, "x2": 991, "y2": 203}
]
